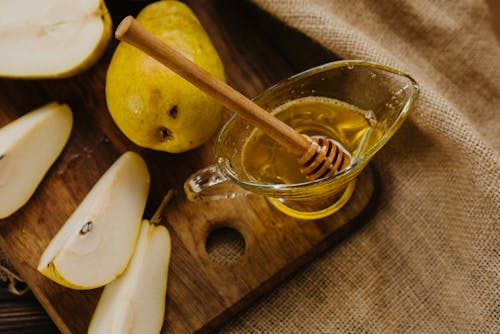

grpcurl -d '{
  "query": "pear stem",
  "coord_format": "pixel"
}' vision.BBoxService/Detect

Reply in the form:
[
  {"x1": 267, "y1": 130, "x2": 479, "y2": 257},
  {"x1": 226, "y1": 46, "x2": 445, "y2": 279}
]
[{"x1": 150, "y1": 189, "x2": 175, "y2": 225}]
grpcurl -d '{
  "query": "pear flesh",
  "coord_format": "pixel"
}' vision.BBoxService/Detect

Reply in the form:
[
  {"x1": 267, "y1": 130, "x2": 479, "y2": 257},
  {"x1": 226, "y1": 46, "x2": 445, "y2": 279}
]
[
  {"x1": 37, "y1": 152, "x2": 150, "y2": 289},
  {"x1": 88, "y1": 220, "x2": 171, "y2": 334},
  {"x1": 0, "y1": 102, "x2": 73, "y2": 219},
  {"x1": 0, "y1": 0, "x2": 112, "y2": 78}
]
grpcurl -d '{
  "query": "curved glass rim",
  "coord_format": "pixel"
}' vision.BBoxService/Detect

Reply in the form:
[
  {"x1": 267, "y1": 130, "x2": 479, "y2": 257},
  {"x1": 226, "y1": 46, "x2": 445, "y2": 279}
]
[{"x1": 216, "y1": 60, "x2": 420, "y2": 193}]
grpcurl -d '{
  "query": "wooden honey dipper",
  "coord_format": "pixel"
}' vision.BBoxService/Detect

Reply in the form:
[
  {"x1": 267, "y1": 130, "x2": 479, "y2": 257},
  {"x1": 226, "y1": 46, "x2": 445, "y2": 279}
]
[{"x1": 115, "y1": 16, "x2": 350, "y2": 180}]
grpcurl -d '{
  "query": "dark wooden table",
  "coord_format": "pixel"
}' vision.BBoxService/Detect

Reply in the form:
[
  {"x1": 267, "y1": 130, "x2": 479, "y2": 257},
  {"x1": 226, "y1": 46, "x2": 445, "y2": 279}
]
[
  {"x1": 0, "y1": 282, "x2": 58, "y2": 333},
  {"x1": 0, "y1": 0, "x2": 341, "y2": 332}
]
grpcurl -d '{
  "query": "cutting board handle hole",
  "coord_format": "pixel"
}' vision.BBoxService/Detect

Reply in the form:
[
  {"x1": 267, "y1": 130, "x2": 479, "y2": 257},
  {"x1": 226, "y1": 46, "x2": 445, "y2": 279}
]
[{"x1": 205, "y1": 227, "x2": 245, "y2": 265}]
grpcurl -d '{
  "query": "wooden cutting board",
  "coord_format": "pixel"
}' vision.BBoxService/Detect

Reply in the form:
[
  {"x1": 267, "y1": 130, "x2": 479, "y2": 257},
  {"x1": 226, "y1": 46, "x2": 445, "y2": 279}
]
[{"x1": 0, "y1": 1, "x2": 378, "y2": 333}]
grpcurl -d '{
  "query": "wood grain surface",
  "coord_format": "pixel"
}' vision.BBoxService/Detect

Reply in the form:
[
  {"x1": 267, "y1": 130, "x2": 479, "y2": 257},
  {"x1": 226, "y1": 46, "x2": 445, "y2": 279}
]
[
  {"x1": 0, "y1": 283, "x2": 58, "y2": 334},
  {"x1": 0, "y1": 1, "x2": 379, "y2": 333}
]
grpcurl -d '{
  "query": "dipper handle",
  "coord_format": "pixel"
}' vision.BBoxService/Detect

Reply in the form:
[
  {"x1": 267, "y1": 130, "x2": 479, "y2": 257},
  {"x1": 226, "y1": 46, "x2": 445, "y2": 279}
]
[{"x1": 115, "y1": 16, "x2": 311, "y2": 157}]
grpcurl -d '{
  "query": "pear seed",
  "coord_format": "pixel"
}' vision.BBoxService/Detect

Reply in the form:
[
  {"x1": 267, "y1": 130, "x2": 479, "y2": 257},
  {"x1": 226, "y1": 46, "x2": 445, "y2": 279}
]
[
  {"x1": 0, "y1": 154, "x2": 4, "y2": 160},
  {"x1": 80, "y1": 221, "x2": 93, "y2": 235}
]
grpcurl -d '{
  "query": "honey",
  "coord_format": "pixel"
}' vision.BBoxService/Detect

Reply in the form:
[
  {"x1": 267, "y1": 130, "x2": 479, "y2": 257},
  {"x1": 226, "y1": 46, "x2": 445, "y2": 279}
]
[{"x1": 241, "y1": 96, "x2": 380, "y2": 185}]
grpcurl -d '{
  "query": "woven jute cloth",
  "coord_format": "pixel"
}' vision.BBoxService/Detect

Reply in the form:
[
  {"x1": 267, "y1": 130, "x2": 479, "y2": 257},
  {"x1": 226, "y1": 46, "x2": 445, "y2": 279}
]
[{"x1": 220, "y1": 0, "x2": 500, "y2": 333}]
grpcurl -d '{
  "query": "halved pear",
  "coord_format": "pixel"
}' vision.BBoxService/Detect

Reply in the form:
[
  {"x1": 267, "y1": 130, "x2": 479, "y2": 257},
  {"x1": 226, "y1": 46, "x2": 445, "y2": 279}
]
[
  {"x1": 0, "y1": 0, "x2": 112, "y2": 78},
  {"x1": 88, "y1": 220, "x2": 171, "y2": 334},
  {"x1": 37, "y1": 151, "x2": 150, "y2": 289},
  {"x1": 0, "y1": 102, "x2": 73, "y2": 219}
]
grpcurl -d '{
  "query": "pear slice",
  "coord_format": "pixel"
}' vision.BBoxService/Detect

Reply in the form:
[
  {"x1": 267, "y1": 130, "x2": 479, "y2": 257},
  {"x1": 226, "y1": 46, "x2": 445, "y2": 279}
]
[
  {"x1": 0, "y1": 102, "x2": 73, "y2": 219},
  {"x1": 0, "y1": 0, "x2": 112, "y2": 78},
  {"x1": 37, "y1": 151, "x2": 150, "y2": 289},
  {"x1": 88, "y1": 220, "x2": 171, "y2": 334}
]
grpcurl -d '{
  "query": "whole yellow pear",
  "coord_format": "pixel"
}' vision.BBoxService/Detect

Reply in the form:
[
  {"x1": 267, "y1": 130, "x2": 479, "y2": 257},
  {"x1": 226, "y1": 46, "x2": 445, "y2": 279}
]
[{"x1": 106, "y1": 0, "x2": 225, "y2": 153}]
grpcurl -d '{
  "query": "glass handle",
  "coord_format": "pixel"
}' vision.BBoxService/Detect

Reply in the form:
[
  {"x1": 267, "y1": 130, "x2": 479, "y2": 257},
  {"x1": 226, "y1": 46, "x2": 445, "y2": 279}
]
[{"x1": 184, "y1": 165, "x2": 250, "y2": 201}]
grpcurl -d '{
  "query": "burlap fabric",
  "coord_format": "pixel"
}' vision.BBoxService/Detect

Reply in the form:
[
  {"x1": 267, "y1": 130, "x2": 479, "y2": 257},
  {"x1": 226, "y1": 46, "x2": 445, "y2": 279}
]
[{"x1": 219, "y1": 0, "x2": 500, "y2": 332}]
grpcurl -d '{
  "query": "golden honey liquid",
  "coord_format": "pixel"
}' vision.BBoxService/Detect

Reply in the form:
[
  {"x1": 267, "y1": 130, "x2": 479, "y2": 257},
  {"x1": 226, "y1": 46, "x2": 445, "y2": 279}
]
[{"x1": 241, "y1": 96, "x2": 380, "y2": 185}]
